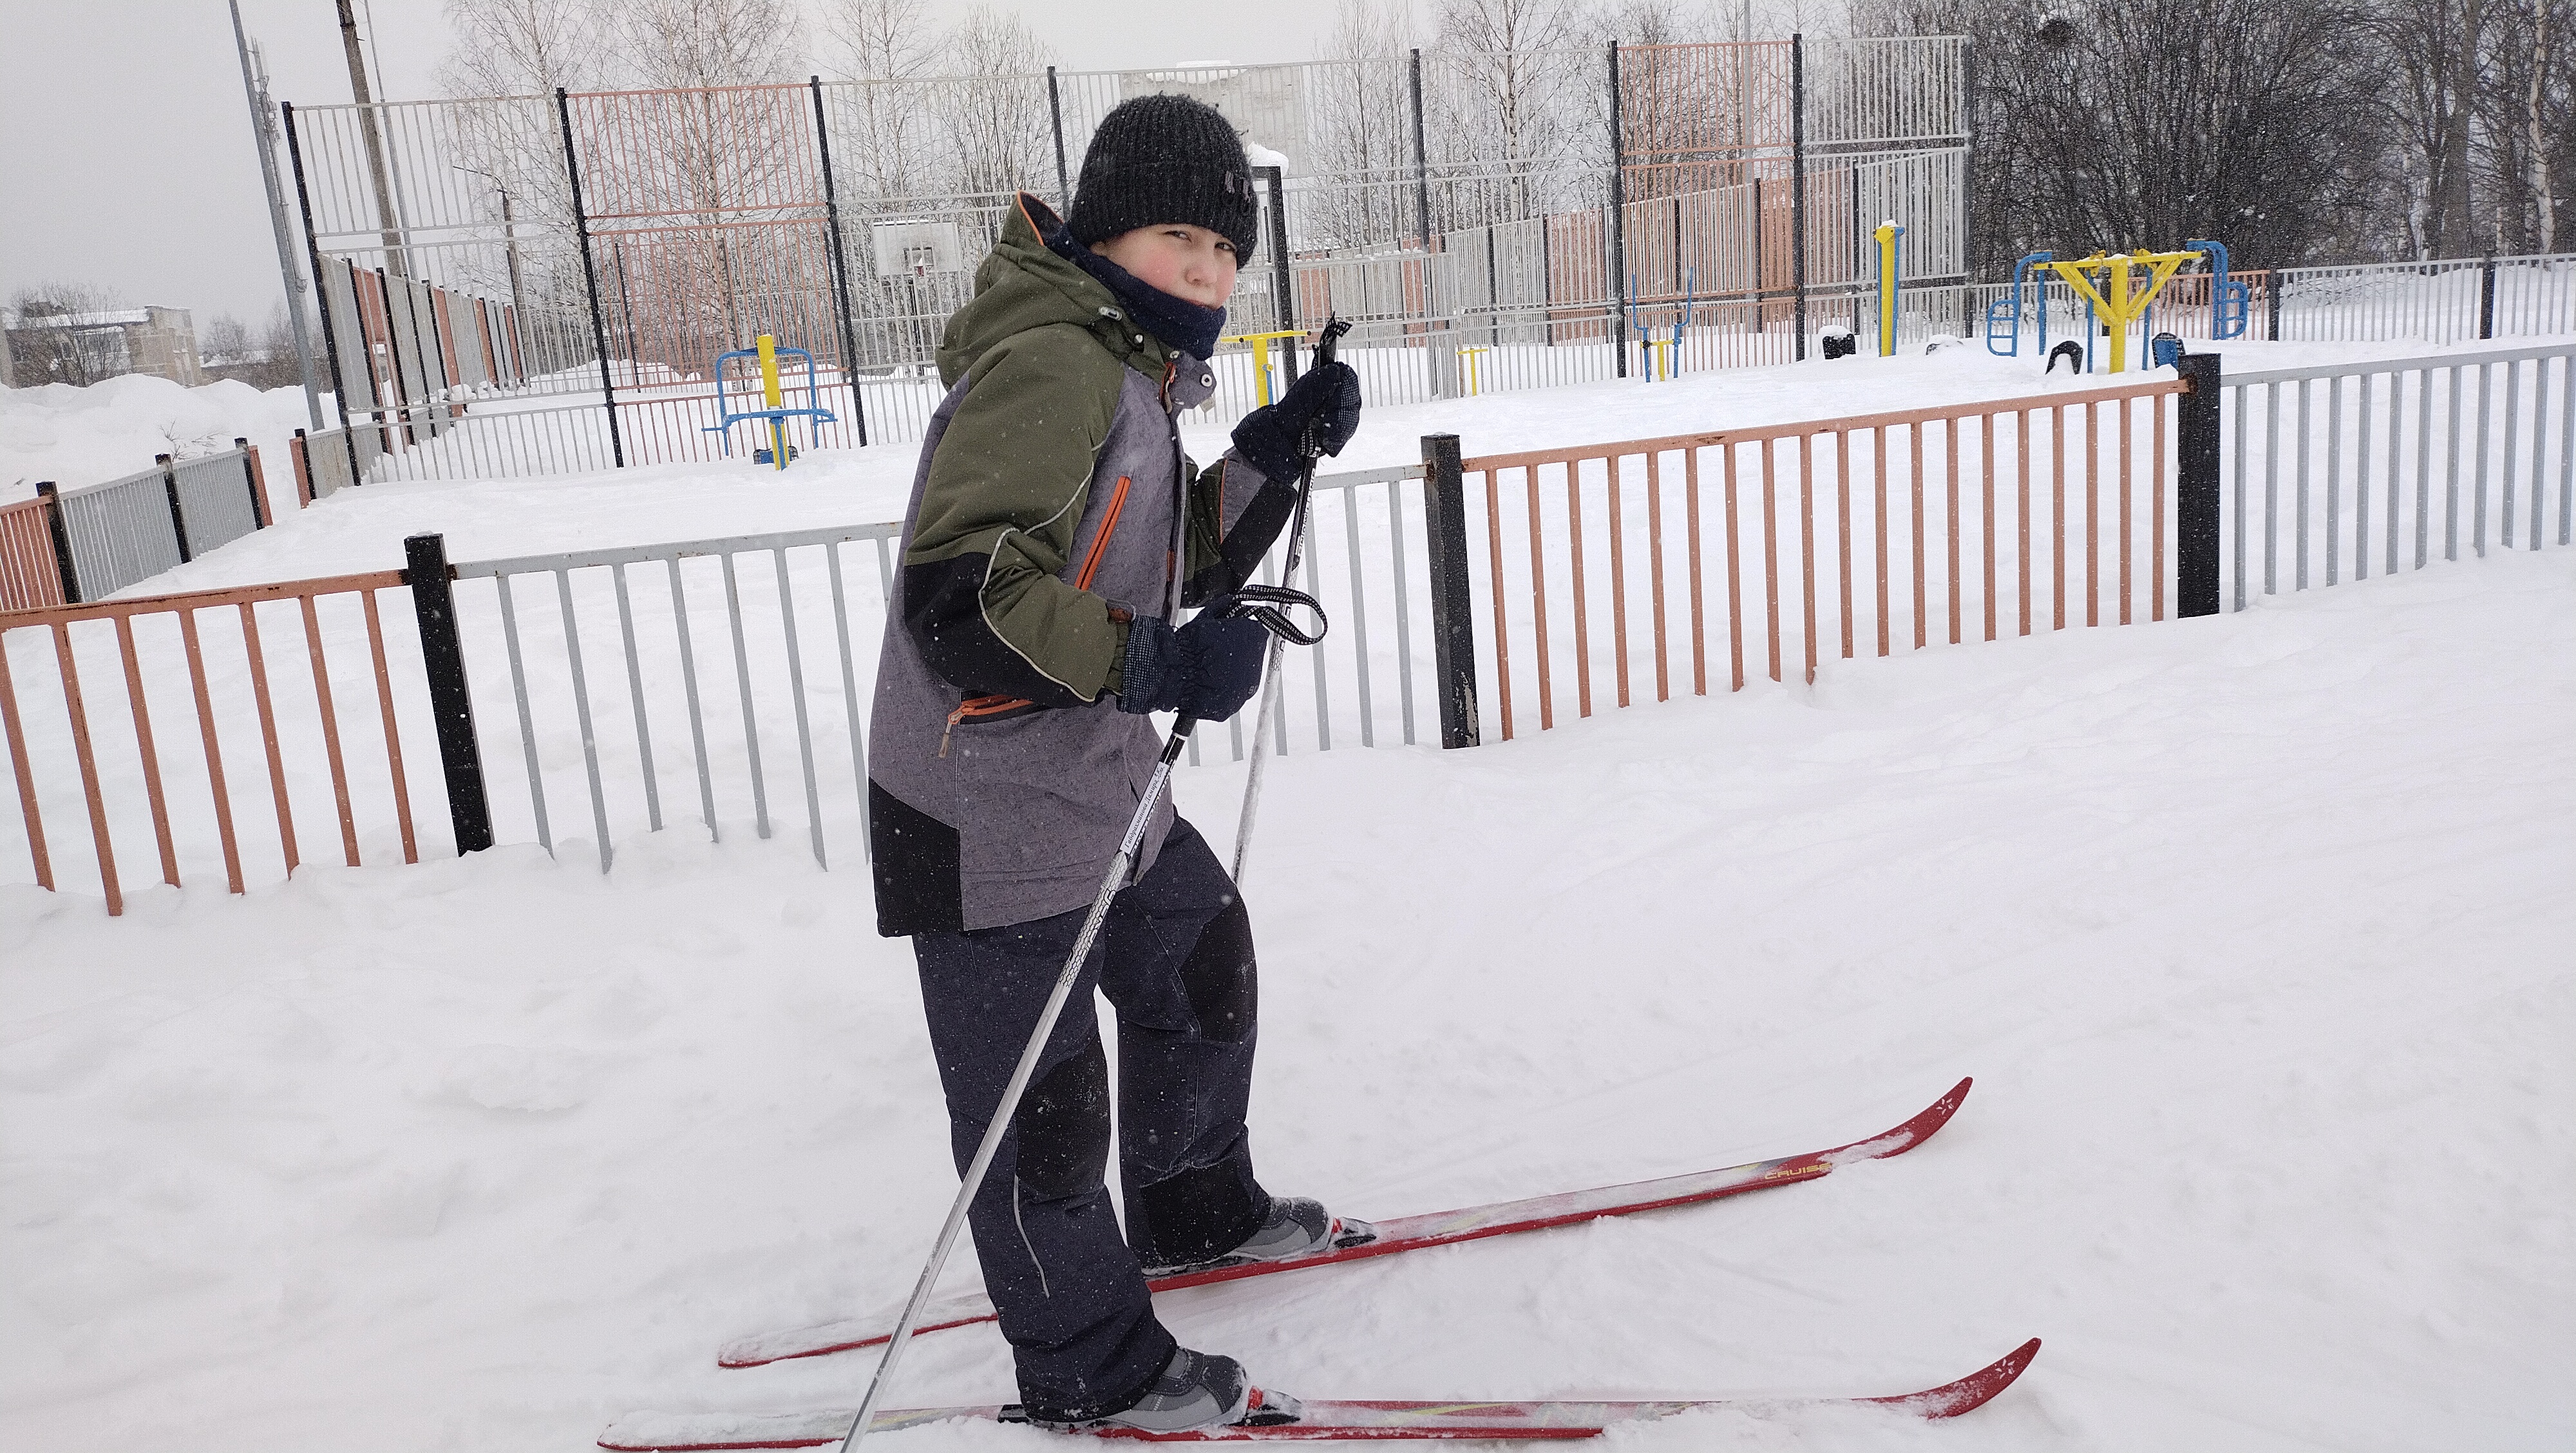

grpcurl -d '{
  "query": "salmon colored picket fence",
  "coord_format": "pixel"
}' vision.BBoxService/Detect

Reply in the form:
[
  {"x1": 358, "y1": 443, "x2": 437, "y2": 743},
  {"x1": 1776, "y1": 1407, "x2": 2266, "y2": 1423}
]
[
  {"x1": 0, "y1": 572, "x2": 422, "y2": 915},
  {"x1": 1458, "y1": 377, "x2": 2188, "y2": 739},
  {"x1": 0, "y1": 497, "x2": 69, "y2": 612}
]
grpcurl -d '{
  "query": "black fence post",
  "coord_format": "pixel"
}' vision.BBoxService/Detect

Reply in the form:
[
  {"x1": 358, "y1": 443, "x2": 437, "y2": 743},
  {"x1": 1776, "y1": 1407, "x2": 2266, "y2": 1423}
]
[
  {"x1": 158, "y1": 454, "x2": 194, "y2": 564},
  {"x1": 1261, "y1": 166, "x2": 1300, "y2": 385},
  {"x1": 810, "y1": 75, "x2": 870, "y2": 447},
  {"x1": 2266, "y1": 274, "x2": 2283, "y2": 341},
  {"x1": 281, "y1": 102, "x2": 355, "y2": 434},
  {"x1": 557, "y1": 86, "x2": 625, "y2": 468},
  {"x1": 35, "y1": 482, "x2": 80, "y2": 604},
  {"x1": 1419, "y1": 433, "x2": 1482, "y2": 750},
  {"x1": 402, "y1": 533, "x2": 494, "y2": 855},
  {"x1": 1791, "y1": 33, "x2": 1810, "y2": 360},
  {"x1": 1046, "y1": 66, "x2": 1071, "y2": 208},
  {"x1": 2175, "y1": 352, "x2": 2223, "y2": 618},
  {"x1": 2479, "y1": 254, "x2": 2498, "y2": 339},
  {"x1": 1606, "y1": 41, "x2": 1628, "y2": 379}
]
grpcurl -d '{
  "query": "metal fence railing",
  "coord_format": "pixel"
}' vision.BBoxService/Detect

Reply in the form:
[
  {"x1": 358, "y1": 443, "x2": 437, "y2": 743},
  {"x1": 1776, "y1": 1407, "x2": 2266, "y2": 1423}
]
[
  {"x1": 1456, "y1": 377, "x2": 2186, "y2": 737},
  {"x1": 14, "y1": 345, "x2": 2575, "y2": 915},
  {"x1": 437, "y1": 461, "x2": 1440, "y2": 875},
  {"x1": 278, "y1": 34, "x2": 1970, "y2": 479},
  {"x1": 2217, "y1": 341, "x2": 2576, "y2": 609},
  {"x1": 0, "y1": 498, "x2": 70, "y2": 612},
  {"x1": 22, "y1": 444, "x2": 279, "y2": 605},
  {"x1": 0, "y1": 570, "x2": 427, "y2": 914}
]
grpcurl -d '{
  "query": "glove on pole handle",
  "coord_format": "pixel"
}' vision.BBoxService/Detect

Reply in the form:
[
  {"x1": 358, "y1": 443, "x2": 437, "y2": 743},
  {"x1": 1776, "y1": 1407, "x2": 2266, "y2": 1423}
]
[
  {"x1": 1232, "y1": 316, "x2": 1351, "y2": 884},
  {"x1": 839, "y1": 600, "x2": 1318, "y2": 1453}
]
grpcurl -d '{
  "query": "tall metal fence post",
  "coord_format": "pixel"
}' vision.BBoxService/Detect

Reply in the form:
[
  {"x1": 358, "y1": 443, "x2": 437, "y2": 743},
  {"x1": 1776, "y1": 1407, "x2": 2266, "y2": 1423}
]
[
  {"x1": 1607, "y1": 41, "x2": 1629, "y2": 379},
  {"x1": 1959, "y1": 39, "x2": 1976, "y2": 283},
  {"x1": 1791, "y1": 33, "x2": 1810, "y2": 360},
  {"x1": 281, "y1": 102, "x2": 355, "y2": 433},
  {"x1": 2479, "y1": 254, "x2": 2498, "y2": 339},
  {"x1": 1047, "y1": 66, "x2": 1072, "y2": 207},
  {"x1": 810, "y1": 75, "x2": 870, "y2": 448},
  {"x1": 158, "y1": 454, "x2": 194, "y2": 564},
  {"x1": 1409, "y1": 49, "x2": 1446, "y2": 398},
  {"x1": 402, "y1": 533, "x2": 494, "y2": 855},
  {"x1": 35, "y1": 482, "x2": 80, "y2": 604},
  {"x1": 1261, "y1": 166, "x2": 1301, "y2": 384},
  {"x1": 2267, "y1": 274, "x2": 2283, "y2": 341},
  {"x1": 556, "y1": 86, "x2": 625, "y2": 468},
  {"x1": 2176, "y1": 353, "x2": 2223, "y2": 618},
  {"x1": 1419, "y1": 433, "x2": 1481, "y2": 749}
]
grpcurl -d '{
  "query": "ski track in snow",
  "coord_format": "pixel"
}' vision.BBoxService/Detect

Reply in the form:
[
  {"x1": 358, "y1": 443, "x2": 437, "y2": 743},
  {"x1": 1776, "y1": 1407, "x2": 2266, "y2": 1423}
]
[{"x1": 3, "y1": 345, "x2": 2573, "y2": 1452}]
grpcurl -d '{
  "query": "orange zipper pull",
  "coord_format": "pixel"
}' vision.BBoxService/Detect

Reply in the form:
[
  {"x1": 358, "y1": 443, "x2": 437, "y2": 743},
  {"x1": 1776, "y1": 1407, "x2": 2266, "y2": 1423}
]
[{"x1": 938, "y1": 701, "x2": 971, "y2": 758}]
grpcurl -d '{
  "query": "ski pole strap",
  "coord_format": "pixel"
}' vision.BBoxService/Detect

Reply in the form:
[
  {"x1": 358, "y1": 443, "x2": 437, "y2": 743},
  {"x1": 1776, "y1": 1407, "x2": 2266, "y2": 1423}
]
[{"x1": 1218, "y1": 584, "x2": 1327, "y2": 646}]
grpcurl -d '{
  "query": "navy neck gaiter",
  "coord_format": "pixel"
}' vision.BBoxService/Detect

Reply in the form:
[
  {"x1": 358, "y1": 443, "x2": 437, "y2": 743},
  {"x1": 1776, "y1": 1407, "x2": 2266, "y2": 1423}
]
[{"x1": 1039, "y1": 206, "x2": 1227, "y2": 360}]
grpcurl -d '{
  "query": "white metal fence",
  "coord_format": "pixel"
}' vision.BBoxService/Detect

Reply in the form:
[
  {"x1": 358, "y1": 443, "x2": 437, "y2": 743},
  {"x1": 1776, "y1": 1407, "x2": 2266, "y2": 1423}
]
[{"x1": 35, "y1": 446, "x2": 277, "y2": 603}]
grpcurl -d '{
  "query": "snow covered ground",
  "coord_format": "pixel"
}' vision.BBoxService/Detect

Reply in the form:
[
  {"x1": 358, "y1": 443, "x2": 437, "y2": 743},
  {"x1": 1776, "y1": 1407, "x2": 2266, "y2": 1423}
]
[
  {"x1": 3, "y1": 340, "x2": 2571, "y2": 1452},
  {"x1": 0, "y1": 373, "x2": 316, "y2": 503}
]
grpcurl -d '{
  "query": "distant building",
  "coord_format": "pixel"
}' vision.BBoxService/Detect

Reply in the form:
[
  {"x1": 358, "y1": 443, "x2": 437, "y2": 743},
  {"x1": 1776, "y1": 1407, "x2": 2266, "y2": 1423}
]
[{"x1": 3, "y1": 305, "x2": 204, "y2": 387}]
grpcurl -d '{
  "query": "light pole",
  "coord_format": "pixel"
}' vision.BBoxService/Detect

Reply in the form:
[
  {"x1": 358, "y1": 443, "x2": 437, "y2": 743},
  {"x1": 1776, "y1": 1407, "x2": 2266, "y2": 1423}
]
[
  {"x1": 228, "y1": 0, "x2": 323, "y2": 428},
  {"x1": 451, "y1": 164, "x2": 527, "y2": 328}
]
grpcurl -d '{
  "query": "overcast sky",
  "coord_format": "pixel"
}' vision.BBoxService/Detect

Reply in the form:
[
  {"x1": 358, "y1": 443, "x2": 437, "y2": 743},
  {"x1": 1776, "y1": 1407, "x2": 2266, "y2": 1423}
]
[{"x1": 0, "y1": 1, "x2": 1336, "y2": 333}]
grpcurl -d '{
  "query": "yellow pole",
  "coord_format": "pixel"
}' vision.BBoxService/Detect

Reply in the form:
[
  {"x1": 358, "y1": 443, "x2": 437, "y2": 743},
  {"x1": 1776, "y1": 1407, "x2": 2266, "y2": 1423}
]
[
  {"x1": 2107, "y1": 257, "x2": 2134, "y2": 374},
  {"x1": 1250, "y1": 336, "x2": 1276, "y2": 406},
  {"x1": 1874, "y1": 222, "x2": 1901, "y2": 357},
  {"x1": 757, "y1": 332, "x2": 786, "y2": 470}
]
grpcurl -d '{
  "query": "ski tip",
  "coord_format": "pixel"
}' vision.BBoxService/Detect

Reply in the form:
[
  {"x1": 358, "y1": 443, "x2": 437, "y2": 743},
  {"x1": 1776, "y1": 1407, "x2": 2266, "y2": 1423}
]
[
  {"x1": 1865, "y1": 1336, "x2": 2041, "y2": 1420},
  {"x1": 1828, "y1": 1076, "x2": 1974, "y2": 1164}
]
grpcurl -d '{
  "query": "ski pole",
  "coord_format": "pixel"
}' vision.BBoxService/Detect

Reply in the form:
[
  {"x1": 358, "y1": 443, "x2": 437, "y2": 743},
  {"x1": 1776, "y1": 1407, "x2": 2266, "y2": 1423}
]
[
  {"x1": 841, "y1": 591, "x2": 1325, "y2": 1453},
  {"x1": 1231, "y1": 316, "x2": 1350, "y2": 884}
]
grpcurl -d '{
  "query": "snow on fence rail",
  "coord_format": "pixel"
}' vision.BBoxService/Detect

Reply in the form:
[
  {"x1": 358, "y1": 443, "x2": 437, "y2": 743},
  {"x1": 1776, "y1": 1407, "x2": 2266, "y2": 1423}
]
[{"x1": 8, "y1": 343, "x2": 2575, "y2": 914}]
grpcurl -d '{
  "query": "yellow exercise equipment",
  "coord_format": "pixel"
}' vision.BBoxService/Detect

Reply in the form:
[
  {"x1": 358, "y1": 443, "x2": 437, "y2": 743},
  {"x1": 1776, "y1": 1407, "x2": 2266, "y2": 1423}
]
[
  {"x1": 2036, "y1": 251, "x2": 2194, "y2": 374},
  {"x1": 1220, "y1": 328, "x2": 1309, "y2": 406}
]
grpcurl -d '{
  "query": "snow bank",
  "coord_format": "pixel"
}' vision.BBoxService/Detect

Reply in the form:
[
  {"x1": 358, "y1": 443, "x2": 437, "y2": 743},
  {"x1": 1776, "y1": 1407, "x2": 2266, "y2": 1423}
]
[
  {"x1": 0, "y1": 374, "x2": 316, "y2": 502},
  {"x1": 1, "y1": 543, "x2": 2567, "y2": 1451}
]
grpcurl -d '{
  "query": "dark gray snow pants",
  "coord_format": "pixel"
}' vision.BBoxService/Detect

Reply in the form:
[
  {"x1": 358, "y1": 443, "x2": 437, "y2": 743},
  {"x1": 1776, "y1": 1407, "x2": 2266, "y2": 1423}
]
[{"x1": 909, "y1": 817, "x2": 1271, "y2": 1423}]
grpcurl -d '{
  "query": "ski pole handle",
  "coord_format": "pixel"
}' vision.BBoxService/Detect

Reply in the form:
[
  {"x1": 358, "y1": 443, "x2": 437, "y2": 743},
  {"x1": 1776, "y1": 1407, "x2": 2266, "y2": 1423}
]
[{"x1": 1297, "y1": 318, "x2": 1352, "y2": 462}]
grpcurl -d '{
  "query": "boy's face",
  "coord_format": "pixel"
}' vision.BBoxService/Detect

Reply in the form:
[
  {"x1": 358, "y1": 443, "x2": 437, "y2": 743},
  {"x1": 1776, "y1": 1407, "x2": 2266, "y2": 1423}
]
[{"x1": 1092, "y1": 223, "x2": 1239, "y2": 309}]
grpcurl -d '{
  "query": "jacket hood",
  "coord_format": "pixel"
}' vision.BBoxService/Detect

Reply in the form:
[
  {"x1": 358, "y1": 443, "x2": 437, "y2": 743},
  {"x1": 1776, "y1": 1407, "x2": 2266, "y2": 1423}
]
[{"x1": 938, "y1": 195, "x2": 1197, "y2": 389}]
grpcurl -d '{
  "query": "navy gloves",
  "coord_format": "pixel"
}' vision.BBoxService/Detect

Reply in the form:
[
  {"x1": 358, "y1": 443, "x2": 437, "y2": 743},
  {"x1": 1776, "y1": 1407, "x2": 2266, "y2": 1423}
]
[
  {"x1": 1117, "y1": 609, "x2": 1270, "y2": 721},
  {"x1": 1230, "y1": 361, "x2": 1362, "y2": 484}
]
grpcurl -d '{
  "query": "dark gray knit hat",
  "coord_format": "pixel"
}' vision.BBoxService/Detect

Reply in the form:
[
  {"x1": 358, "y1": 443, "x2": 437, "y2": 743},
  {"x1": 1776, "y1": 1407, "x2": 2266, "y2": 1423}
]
[{"x1": 1068, "y1": 93, "x2": 1260, "y2": 263}]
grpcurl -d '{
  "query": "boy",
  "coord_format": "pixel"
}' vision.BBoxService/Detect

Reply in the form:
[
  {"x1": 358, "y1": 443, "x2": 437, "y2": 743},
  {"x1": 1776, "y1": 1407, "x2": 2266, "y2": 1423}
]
[{"x1": 866, "y1": 95, "x2": 1367, "y2": 1433}]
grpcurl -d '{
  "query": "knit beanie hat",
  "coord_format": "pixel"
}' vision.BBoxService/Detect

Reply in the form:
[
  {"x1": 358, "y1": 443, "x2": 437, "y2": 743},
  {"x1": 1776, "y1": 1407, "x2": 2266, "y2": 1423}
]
[{"x1": 1068, "y1": 93, "x2": 1261, "y2": 263}]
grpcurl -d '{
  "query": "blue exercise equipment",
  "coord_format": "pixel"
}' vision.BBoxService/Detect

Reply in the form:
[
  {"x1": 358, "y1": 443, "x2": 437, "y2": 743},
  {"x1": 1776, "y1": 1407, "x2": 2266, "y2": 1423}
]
[
  {"x1": 2186, "y1": 240, "x2": 2251, "y2": 340},
  {"x1": 703, "y1": 339, "x2": 837, "y2": 469},
  {"x1": 1985, "y1": 251, "x2": 2053, "y2": 357}
]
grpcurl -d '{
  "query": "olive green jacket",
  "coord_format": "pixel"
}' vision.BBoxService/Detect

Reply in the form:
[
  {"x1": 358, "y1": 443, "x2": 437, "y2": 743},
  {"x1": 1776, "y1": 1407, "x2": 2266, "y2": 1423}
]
[{"x1": 867, "y1": 195, "x2": 1296, "y2": 935}]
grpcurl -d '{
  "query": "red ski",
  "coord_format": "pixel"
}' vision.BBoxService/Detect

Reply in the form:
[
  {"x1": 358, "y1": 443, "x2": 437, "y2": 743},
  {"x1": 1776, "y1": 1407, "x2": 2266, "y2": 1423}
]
[
  {"x1": 603, "y1": 1336, "x2": 2038, "y2": 1448},
  {"x1": 720, "y1": 1079, "x2": 1973, "y2": 1370}
]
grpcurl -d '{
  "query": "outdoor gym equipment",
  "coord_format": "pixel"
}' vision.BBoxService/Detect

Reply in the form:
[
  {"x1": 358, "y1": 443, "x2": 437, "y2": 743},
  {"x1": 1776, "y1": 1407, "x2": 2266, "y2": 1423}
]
[
  {"x1": 705, "y1": 334, "x2": 838, "y2": 470},
  {"x1": 2036, "y1": 251, "x2": 2197, "y2": 374},
  {"x1": 1875, "y1": 222, "x2": 1906, "y2": 356},
  {"x1": 1984, "y1": 251, "x2": 2055, "y2": 359},
  {"x1": 1220, "y1": 328, "x2": 1307, "y2": 406},
  {"x1": 1628, "y1": 269, "x2": 1695, "y2": 380},
  {"x1": 2186, "y1": 239, "x2": 2252, "y2": 340}
]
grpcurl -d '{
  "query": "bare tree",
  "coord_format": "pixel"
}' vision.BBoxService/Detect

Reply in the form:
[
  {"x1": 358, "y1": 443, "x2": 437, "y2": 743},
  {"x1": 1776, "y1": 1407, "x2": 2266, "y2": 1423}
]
[
  {"x1": 439, "y1": 0, "x2": 606, "y2": 96},
  {"x1": 201, "y1": 314, "x2": 254, "y2": 363},
  {"x1": 938, "y1": 6, "x2": 1055, "y2": 206},
  {"x1": 2374, "y1": 0, "x2": 2493, "y2": 256},
  {"x1": 820, "y1": 0, "x2": 938, "y2": 204},
  {"x1": 1869, "y1": 0, "x2": 2388, "y2": 272},
  {"x1": 1310, "y1": 0, "x2": 1423, "y2": 246},
  {"x1": 5, "y1": 282, "x2": 131, "y2": 386},
  {"x1": 613, "y1": 0, "x2": 806, "y2": 89},
  {"x1": 1431, "y1": 0, "x2": 1595, "y2": 226}
]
